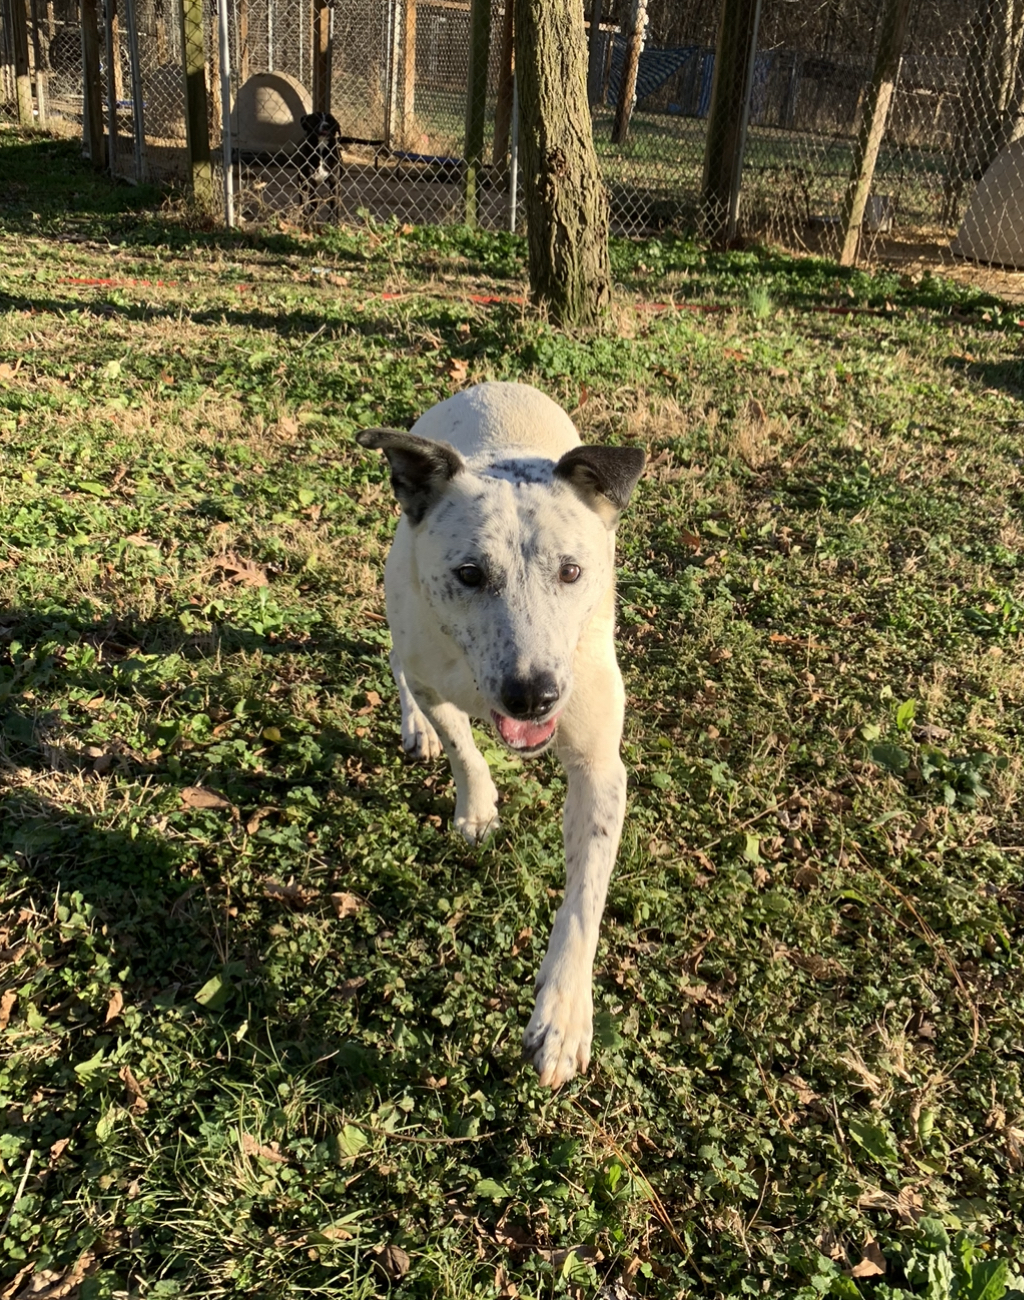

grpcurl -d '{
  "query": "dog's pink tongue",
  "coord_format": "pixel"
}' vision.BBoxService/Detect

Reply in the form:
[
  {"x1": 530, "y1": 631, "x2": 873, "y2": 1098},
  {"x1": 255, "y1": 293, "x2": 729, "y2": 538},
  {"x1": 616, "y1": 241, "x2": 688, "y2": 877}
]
[{"x1": 493, "y1": 712, "x2": 558, "y2": 750}]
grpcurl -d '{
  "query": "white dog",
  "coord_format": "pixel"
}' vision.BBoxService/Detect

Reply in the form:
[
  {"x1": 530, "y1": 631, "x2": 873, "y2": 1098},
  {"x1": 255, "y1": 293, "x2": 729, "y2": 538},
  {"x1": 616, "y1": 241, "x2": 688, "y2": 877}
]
[{"x1": 358, "y1": 382, "x2": 644, "y2": 1087}]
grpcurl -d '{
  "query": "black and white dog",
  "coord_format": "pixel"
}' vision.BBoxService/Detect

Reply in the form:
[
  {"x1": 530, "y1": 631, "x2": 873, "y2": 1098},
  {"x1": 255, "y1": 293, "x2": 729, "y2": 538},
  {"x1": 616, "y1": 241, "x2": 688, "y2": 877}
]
[{"x1": 298, "y1": 112, "x2": 343, "y2": 222}]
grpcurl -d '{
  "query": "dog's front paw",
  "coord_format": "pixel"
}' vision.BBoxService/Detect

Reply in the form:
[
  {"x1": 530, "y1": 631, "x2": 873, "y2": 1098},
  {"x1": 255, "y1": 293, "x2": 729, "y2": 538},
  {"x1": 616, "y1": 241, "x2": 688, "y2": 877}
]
[
  {"x1": 523, "y1": 976, "x2": 594, "y2": 1088},
  {"x1": 453, "y1": 777, "x2": 500, "y2": 845},
  {"x1": 401, "y1": 708, "x2": 442, "y2": 762},
  {"x1": 454, "y1": 803, "x2": 500, "y2": 844}
]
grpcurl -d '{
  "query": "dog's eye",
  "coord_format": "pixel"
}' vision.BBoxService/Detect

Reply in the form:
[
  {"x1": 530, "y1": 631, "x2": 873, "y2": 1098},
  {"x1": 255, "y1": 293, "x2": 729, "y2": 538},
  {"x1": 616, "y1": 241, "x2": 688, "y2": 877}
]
[
  {"x1": 455, "y1": 564, "x2": 485, "y2": 588},
  {"x1": 559, "y1": 563, "x2": 582, "y2": 584}
]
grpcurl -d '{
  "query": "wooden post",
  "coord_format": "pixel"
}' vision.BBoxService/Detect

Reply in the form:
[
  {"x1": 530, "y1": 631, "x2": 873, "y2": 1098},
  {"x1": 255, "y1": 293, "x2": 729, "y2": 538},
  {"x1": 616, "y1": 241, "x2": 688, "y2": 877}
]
[
  {"x1": 700, "y1": 0, "x2": 762, "y2": 246},
  {"x1": 463, "y1": 0, "x2": 491, "y2": 226},
  {"x1": 29, "y1": 0, "x2": 49, "y2": 125},
  {"x1": 492, "y1": 0, "x2": 514, "y2": 167},
  {"x1": 311, "y1": 0, "x2": 330, "y2": 113},
  {"x1": 103, "y1": 0, "x2": 119, "y2": 173},
  {"x1": 238, "y1": 0, "x2": 249, "y2": 83},
  {"x1": 385, "y1": 0, "x2": 402, "y2": 147},
  {"x1": 123, "y1": 0, "x2": 147, "y2": 181},
  {"x1": 401, "y1": 0, "x2": 416, "y2": 146},
  {"x1": 81, "y1": 0, "x2": 106, "y2": 164},
  {"x1": 9, "y1": 0, "x2": 34, "y2": 125},
  {"x1": 178, "y1": 0, "x2": 213, "y2": 204},
  {"x1": 839, "y1": 0, "x2": 912, "y2": 265},
  {"x1": 611, "y1": 0, "x2": 646, "y2": 144},
  {"x1": 586, "y1": 0, "x2": 602, "y2": 107}
]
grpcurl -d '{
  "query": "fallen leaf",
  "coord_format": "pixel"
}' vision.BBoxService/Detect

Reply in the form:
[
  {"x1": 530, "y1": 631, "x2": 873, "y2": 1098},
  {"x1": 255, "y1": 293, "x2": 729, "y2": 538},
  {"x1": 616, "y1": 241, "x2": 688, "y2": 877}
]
[
  {"x1": 8, "y1": 1250, "x2": 97, "y2": 1299},
  {"x1": 495, "y1": 1264, "x2": 519, "y2": 1298},
  {"x1": 849, "y1": 1238, "x2": 886, "y2": 1279},
  {"x1": 337, "y1": 976, "x2": 367, "y2": 1000},
  {"x1": 263, "y1": 879, "x2": 317, "y2": 907},
  {"x1": 104, "y1": 989, "x2": 124, "y2": 1023},
  {"x1": 241, "y1": 1132, "x2": 289, "y2": 1163},
  {"x1": 373, "y1": 1244, "x2": 411, "y2": 1281},
  {"x1": 331, "y1": 891, "x2": 364, "y2": 919},
  {"x1": 770, "y1": 632, "x2": 827, "y2": 651},
  {"x1": 782, "y1": 1073, "x2": 820, "y2": 1105},
  {"x1": 447, "y1": 357, "x2": 470, "y2": 385},
  {"x1": 792, "y1": 865, "x2": 821, "y2": 889},
  {"x1": 181, "y1": 786, "x2": 234, "y2": 812},
  {"x1": 510, "y1": 926, "x2": 532, "y2": 956},
  {"x1": 245, "y1": 806, "x2": 274, "y2": 835},
  {"x1": 48, "y1": 1138, "x2": 70, "y2": 1165},
  {"x1": 319, "y1": 1224, "x2": 354, "y2": 1241},
  {"x1": 211, "y1": 552, "x2": 269, "y2": 587},
  {"x1": 747, "y1": 397, "x2": 767, "y2": 424},
  {"x1": 0, "y1": 988, "x2": 16, "y2": 1030},
  {"x1": 781, "y1": 949, "x2": 845, "y2": 980},
  {"x1": 119, "y1": 1064, "x2": 148, "y2": 1113},
  {"x1": 536, "y1": 1245, "x2": 603, "y2": 1266}
]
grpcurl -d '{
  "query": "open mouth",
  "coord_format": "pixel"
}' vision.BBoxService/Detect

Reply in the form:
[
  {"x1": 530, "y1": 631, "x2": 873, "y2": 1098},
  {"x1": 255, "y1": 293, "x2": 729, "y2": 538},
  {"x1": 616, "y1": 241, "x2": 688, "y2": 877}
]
[{"x1": 491, "y1": 710, "x2": 560, "y2": 754}]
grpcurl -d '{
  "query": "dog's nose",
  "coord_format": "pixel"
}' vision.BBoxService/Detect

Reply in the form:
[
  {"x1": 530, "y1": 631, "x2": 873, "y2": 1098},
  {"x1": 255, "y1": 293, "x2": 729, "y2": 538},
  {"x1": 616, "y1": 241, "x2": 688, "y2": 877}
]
[{"x1": 501, "y1": 673, "x2": 560, "y2": 719}]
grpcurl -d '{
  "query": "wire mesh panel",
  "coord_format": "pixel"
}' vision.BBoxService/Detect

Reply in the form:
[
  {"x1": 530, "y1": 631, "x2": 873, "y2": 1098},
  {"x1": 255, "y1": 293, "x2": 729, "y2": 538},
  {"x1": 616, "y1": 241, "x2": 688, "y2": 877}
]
[
  {"x1": 132, "y1": 0, "x2": 190, "y2": 183},
  {"x1": 225, "y1": 0, "x2": 512, "y2": 231},
  {"x1": 588, "y1": 0, "x2": 720, "y2": 235},
  {"x1": 6, "y1": 0, "x2": 1024, "y2": 274},
  {"x1": 732, "y1": 0, "x2": 1024, "y2": 266}
]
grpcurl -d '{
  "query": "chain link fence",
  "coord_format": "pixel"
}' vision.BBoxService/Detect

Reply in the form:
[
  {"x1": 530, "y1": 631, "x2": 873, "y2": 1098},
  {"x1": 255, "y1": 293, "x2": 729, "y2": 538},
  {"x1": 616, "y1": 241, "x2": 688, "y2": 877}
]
[{"x1": 5, "y1": 0, "x2": 1024, "y2": 273}]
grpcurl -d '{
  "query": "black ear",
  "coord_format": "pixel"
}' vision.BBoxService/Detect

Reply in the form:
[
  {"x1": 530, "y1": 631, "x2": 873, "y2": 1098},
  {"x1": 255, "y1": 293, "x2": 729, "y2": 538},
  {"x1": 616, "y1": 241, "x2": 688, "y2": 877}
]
[
  {"x1": 300, "y1": 114, "x2": 316, "y2": 133},
  {"x1": 357, "y1": 428, "x2": 464, "y2": 525},
  {"x1": 553, "y1": 445, "x2": 645, "y2": 526}
]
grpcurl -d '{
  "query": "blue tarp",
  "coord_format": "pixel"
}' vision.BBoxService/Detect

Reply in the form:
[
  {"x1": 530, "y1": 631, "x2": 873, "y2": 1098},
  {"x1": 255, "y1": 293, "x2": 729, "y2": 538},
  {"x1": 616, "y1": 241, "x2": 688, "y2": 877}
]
[
  {"x1": 605, "y1": 42, "x2": 777, "y2": 122},
  {"x1": 606, "y1": 41, "x2": 714, "y2": 116}
]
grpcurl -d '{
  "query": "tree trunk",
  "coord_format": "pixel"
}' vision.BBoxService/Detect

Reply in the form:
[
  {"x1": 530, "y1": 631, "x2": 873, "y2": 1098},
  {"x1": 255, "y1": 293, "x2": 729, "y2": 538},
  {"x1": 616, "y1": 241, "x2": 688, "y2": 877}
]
[
  {"x1": 700, "y1": 0, "x2": 762, "y2": 247},
  {"x1": 514, "y1": 0, "x2": 611, "y2": 327}
]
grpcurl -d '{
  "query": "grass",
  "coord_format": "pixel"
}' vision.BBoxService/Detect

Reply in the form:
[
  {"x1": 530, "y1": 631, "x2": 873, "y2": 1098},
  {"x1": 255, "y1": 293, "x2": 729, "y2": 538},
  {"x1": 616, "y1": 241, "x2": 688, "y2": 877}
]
[{"x1": 1, "y1": 129, "x2": 1023, "y2": 1299}]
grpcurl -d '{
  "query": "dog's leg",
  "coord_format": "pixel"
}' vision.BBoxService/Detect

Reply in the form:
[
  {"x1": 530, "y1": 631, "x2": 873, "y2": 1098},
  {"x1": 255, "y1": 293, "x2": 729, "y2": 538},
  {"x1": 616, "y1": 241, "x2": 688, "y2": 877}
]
[
  {"x1": 523, "y1": 633, "x2": 626, "y2": 1088},
  {"x1": 417, "y1": 693, "x2": 501, "y2": 844},
  {"x1": 390, "y1": 649, "x2": 441, "y2": 761}
]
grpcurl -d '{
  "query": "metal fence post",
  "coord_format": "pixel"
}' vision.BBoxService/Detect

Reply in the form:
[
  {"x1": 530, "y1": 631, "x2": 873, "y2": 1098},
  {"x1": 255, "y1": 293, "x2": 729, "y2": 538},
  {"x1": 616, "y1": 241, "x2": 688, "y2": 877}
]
[
  {"x1": 508, "y1": 71, "x2": 518, "y2": 232},
  {"x1": 216, "y1": 0, "x2": 234, "y2": 225},
  {"x1": 700, "y1": 0, "x2": 763, "y2": 247}
]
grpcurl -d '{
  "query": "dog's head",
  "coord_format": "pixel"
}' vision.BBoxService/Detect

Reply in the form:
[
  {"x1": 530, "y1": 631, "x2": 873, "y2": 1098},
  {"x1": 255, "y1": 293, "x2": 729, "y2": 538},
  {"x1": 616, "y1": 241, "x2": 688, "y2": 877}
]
[
  {"x1": 358, "y1": 427, "x2": 644, "y2": 755},
  {"x1": 300, "y1": 112, "x2": 340, "y2": 140}
]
